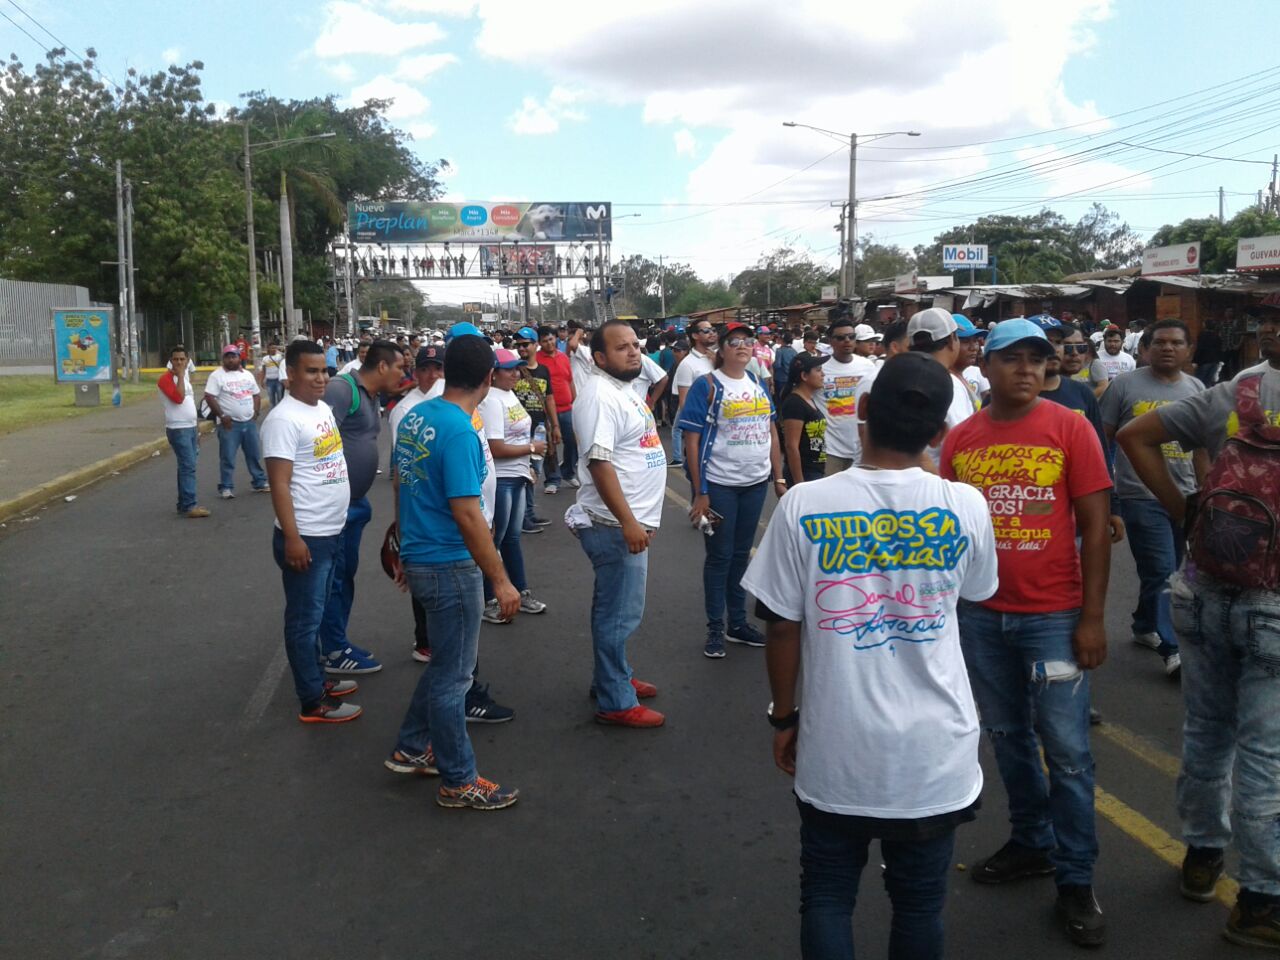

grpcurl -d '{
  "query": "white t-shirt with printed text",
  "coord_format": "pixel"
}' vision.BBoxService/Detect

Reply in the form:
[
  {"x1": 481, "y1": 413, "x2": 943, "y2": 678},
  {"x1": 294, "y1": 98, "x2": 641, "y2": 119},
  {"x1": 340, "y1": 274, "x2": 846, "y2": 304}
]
[
  {"x1": 261, "y1": 395, "x2": 350, "y2": 536},
  {"x1": 479, "y1": 387, "x2": 534, "y2": 480},
  {"x1": 706, "y1": 369, "x2": 774, "y2": 487},
  {"x1": 204, "y1": 367, "x2": 260, "y2": 422},
  {"x1": 573, "y1": 372, "x2": 668, "y2": 528},
  {"x1": 821, "y1": 356, "x2": 877, "y2": 460}
]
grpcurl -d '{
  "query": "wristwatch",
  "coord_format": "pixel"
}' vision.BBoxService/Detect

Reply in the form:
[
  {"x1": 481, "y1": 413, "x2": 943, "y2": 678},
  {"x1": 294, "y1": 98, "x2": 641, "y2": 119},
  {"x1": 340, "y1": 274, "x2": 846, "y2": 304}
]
[{"x1": 767, "y1": 702, "x2": 799, "y2": 730}]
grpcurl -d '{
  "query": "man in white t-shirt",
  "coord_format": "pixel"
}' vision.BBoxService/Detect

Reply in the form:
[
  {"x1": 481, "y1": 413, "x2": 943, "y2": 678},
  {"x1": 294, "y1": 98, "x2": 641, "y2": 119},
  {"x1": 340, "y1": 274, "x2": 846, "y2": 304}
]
[
  {"x1": 156, "y1": 345, "x2": 209, "y2": 518},
  {"x1": 203, "y1": 344, "x2": 269, "y2": 499},
  {"x1": 819, "y1": 317, "x2": 876, "y2": 475},
  {"x1": 337, "y1": 341, "x2": 369, "y2": 377},
  {"x1": 670, "y1": 318, "x2": 718, "y2": 468},
  {"x1": 631, "y1": 352, "x2": 669, "y2": 409},
  {"x1": 742, "y1": 352, "x2": 998, "y2": 957},
  {"x1": 572, "y1": 321, "x2": 668, "y2": 729},
  {"x1": 1089, "y1": 326, "x2": 1136, "y2": 397},
  {"x1": 907, "y1": 308, "x2": 978, "y2": 466},
  {"x1": 258, "y1": 341, "x2": 287, "y2": 407},
  {"x1": 260, "y1": 340, "x2": 359, "y2": 724}
]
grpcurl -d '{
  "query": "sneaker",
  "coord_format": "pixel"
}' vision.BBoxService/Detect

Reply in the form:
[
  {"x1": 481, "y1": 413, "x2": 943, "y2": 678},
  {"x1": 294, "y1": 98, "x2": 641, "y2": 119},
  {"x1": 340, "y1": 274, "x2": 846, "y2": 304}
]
[
  {"x1": 412, "y1": 644, "x2": 432, "y2": 664},
  {"x1": 704, "y1": 631, "x2": 726, "y2": 658},
  {"x1": 184, "y1": 507, "x2": 211, "y2": 518},
  {"x1": 384, "y1": 746, "x2": 438, "y2": 776},
  {"x1": 1056, "y1": 885, "x2": 1106, "y2": 947},
  {"x1": 531, "y1": 516, "x2": 553, "y2": 527},
  {"x1": 1133, "y1": 632, "x2": 1162, "y2": 651},
  {"x1": 324, "y1": 647, "x2": 383, "y2": 675},
  {"x1": 726, "y1": 623, "x2": 766, "y2": 647},
  {"x1": 668, "y1": 460, "x2": 684, "y2": 469},
  {"x1": 970, "y1": 840, "x2": 1055, "y2": 884},
  {"x1": 564, "y1": 477, "x2": 581, "y2": 489},
  {"x1": 521, "y1": 523, "x2": 542, "y2": 535},
  {"x1": 482, "y1": 598, "x2": 512, "y2": 625},
  {"x1": 436, "y1": 776, "x2": 519, "y2": 810},
  {"x1": 1180, "y1": 846, "x2": 1225, "y2": 903},
  {"x1": 219, "y1": 489, "x2": 235, "y2": 500},
  {"x1": 1089, "y1": 707, "x2": 1103, "y2": 726},
  {"x1": 595, "y1": 705, "x2": 665, "y2": 727},
  {"x1": 519, "y1": 589, "x2": 547, "y2": 614},
  {"x1": 298, "y1": 696, "x2": 362, "y2": 723},
  {"x1": 1226, "y1": 893, "x2": 1280, "y2": 950},
  {"x1": 465, "y1": 683, "x2": 514, "y2": 724},
  {"x1": 543, "y1": 483, "x2": 559, "y2": 495},
  {"x1": 323, "y1": 678, "x2": 358, "y2": 697},
  {"x1": 590, "y1": 678, "x2": 658, "y2": 700},
  {"x1": 1164, "y1": 651, "x2": 1182, "y2": 678},
  {"x1": 253, "y1": 484, "x2": 271, "y2": 493}
]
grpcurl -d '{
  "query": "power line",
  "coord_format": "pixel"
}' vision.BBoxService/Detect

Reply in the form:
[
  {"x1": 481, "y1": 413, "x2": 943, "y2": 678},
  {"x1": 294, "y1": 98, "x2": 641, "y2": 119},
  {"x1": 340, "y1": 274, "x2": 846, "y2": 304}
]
[
  {"x1": 3, "y1": 0, "x2": 122, "y2": 91},
  {"x1": 1116, "y1": 141, "x2": 1276, "y2": 165},
  {"x1": 0, "y1": 7, "x2": 46, "y2": 54}
]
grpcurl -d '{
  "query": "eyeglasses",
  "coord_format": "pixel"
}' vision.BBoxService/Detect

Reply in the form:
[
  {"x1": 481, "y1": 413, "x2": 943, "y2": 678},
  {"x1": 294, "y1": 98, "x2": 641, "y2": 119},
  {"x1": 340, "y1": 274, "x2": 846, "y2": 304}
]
[
  {"x1": 691, "y1": 327, "x2": 714, "y2": 335},
  {"x1": 725, "y1": 337, "x2": 755, "y2": 348},
  {"x1": 830, "y1": 333, "x2": 856, "y2": 342},
  {"x1": 1061, "y1": 344, "x2": 1090, "y2": 354}
]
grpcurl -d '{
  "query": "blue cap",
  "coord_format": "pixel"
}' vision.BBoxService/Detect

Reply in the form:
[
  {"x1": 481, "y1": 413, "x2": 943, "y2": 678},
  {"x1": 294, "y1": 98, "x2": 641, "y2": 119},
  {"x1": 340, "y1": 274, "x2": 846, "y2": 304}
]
[
  {"x1": 445, "y1": 322, "x2": 484, "y2": 343},
  {"x1": 952, "y1": 314, "x2": 985, "y2": 339},
  {"x1": 1027, "y1": 313, "x2": 1062, "y2": 333},
  {"x1": 983, "y1": 318, "x2": 1056, "y2": 357},
  {"x1": 516, "y1": 326, "x2": 539, "y2": 342}
]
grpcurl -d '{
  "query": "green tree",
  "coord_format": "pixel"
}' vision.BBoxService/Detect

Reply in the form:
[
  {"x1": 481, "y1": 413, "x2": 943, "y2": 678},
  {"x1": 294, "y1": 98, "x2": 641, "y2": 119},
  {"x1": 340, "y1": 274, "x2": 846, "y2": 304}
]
[
  {"x1": 731, "y1": 247, "x2": 836, "y2": 308},
  {"x1": 1148, "y1": 207, "x2": 1280, "y2": 273},
  {"x1": 669, "y1": 278, "x2": 737, "y2": 314},
  {"x1": 854, "y1": 237, "x2": 915, "y2": 293}
]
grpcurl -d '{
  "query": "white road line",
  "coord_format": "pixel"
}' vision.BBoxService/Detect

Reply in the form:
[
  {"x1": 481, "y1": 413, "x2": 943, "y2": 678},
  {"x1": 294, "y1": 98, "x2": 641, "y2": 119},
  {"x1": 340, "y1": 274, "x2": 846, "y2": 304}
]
[{"x1": 239, "y1": 645, "x2": 288, "y2": 732}]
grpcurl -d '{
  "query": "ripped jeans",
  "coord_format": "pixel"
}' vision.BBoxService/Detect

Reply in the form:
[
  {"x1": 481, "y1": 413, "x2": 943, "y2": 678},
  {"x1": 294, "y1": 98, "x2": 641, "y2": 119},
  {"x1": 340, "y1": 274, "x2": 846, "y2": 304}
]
[{"x1": 958, "y1": 602, "x2": 1097, "y2": 887}]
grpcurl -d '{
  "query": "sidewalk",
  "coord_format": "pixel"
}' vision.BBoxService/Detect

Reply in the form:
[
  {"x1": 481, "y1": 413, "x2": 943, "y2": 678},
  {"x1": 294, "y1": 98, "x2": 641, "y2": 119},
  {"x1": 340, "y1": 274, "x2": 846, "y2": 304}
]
[{"x1": 0, "y1": 389, "x2": 207, "y2": 519}]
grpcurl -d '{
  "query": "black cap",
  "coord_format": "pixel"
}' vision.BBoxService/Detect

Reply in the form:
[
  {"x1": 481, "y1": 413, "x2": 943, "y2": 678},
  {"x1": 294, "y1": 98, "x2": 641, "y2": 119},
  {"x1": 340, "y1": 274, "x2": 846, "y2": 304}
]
[
  {"x1": 414, "y1": 345, "x2": 444, "y2": 368},
  {"x1": 672, "y1": 339, "x2": 690, "y2": 352},
  {"x1": 791, "y1": 352, "x2": 830, "y2": 375},
  {"x1": 868, "y1": 353, "x2": 953, "y2": 428}
]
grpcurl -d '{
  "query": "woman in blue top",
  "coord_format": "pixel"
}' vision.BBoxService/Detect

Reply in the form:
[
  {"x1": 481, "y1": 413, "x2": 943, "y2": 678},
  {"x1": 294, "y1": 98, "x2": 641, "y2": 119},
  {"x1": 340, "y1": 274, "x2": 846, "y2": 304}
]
[{"x1": 679, "y1": 323, "x2": 785, "y2": 659}]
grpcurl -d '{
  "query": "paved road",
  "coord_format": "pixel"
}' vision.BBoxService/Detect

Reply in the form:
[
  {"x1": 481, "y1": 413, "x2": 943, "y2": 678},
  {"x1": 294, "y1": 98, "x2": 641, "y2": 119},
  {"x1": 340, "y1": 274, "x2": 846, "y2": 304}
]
[{"x1": 1, "y1": 429, "x2": 1240, "y2": 959}]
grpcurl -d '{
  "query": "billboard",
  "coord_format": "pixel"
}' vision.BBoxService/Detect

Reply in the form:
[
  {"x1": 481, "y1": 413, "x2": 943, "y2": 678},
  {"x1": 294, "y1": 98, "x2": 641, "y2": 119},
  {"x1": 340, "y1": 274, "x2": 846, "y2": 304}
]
[
  {"x1": 894, "y1": 270, "x2": 919, "y2": 294},
  {"x1": 1236, "y1": 235, "x2": 1280, "y2": 272},
  {"x1": 52, "y1": 307, "x2": 112, "y2": 382},
  {"x1": 478, "y1": 244, "x2": 556, "y2": 277},
  {"x1": 943, "y1": 244, "x2": 989, "y2": 269},
  {"x1": 1141, "y1": 242, "x2": 1199, "y2": 277},
  {"x1": 348, "y1": 201, "x2": 612, "y2": 244}
]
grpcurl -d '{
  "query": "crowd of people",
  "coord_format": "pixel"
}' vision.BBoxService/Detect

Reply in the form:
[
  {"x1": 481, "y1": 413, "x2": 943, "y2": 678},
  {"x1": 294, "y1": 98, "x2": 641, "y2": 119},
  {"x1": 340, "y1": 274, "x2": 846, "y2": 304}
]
[{"x1": 154, "y1": 306, "x2": 1280, "y2": 958}]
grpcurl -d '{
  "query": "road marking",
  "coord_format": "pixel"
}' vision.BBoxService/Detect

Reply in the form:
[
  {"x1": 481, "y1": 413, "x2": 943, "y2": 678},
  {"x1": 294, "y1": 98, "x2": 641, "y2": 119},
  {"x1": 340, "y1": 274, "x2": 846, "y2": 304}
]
[
  {"x1": 1096, "y1": 721, "x2": 1182, "y2": 779},
  {"x1": 239, "y1": 645, "x2": 288, "y2": 732}
]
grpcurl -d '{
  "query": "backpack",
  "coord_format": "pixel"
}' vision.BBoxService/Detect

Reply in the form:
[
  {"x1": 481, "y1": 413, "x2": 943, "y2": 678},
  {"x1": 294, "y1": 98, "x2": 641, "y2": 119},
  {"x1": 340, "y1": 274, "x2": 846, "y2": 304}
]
[
  {"x1": 336, "y1": 373, "x2": 362, "y2": 416},
  {"x1": 1188, "y1": 373, "x2": 1280, "y2": 590}
]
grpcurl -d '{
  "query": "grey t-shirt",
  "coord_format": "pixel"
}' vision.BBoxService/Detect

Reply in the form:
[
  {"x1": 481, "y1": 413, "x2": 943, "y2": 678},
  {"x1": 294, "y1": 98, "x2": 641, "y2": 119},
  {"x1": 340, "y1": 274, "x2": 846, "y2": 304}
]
[
  {"x1": 1100, "y1": 368, "x2": 1203, "y2": 499},
  {"x1": 323, "y1": 373, "x2": 380, "y2": 500},
  {"x1": 1157, "y1": 362, "x2": 1280, "y2": 462}
]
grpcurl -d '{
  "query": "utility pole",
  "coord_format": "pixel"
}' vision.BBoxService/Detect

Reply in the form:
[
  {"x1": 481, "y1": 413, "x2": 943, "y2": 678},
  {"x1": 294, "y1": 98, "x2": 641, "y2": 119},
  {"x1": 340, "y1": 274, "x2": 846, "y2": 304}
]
[
  {"x1": 124, "y1": 179, "x2": 139, "y2": 382},
  {"x1": 969, "y1": 225, "x2": 976, "y2": 286},
  {"x1": 835, "y1": 204, "x2": 847, "y2": 297},
  {"x1": 243, "y1": 122, "x2": 262, "y2": 354},
  {"x1": 1271, "y1": 154, "x2": 1279, "y2": 214},
  {"x1": 658, "y1": 255, "x2": 666, "y2": 316},
  {"x1": 344, "y1": 230, "x2": 356, "y2": 338},
  {"x1": 846, "y1": 132, "x2": 858, "y2": 298},
  {"x1": 114, "y1": 160, "x2": 128, "y2": 389},
  {"x1": 280, "y1": 172, "x2": 296, "y2": 339}
]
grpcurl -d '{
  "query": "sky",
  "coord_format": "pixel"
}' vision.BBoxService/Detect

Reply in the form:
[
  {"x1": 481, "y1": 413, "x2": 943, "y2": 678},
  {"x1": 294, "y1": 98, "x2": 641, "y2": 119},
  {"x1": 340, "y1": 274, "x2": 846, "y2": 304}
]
[{"x1": 3, "y1": 0, "x2": 1278, "y2": 307}]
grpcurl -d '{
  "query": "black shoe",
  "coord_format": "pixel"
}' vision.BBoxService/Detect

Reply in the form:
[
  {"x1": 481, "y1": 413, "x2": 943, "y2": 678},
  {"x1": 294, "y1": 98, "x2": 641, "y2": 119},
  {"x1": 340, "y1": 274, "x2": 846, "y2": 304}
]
[
  {"x1": 1056, "y1": 884, "x2": 1106, "y2": 947},
  {"x1": 971, "y1": 840, "x2": 1055, "y2": 884},
  {"x1": 1226, "y1": 892, "x2": 1280, "y2": 950},
  {"x1": 465, "y1": 683, "x2": 514, "y2": 724},
  {"x1": 1089, "y1": 707, "x2": 1103, "y2": 726},
  {"x1": 1180, "y1": 846, "x2": 1225, "y2": 903}
]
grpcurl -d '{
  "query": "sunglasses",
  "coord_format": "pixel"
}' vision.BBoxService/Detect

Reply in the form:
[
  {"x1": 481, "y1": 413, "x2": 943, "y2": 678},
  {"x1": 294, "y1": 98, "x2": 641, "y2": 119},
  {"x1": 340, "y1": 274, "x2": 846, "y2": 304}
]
[
  {"x1": 1061, "y1": 344, "x2": 1090, "y2": 354},
  {"x1": 691, "y1": 327, "x2": 714, "y2": 335},
  {"x1": 725, "y1": 337, "x2": 755, "y2": 348},
  {"x1": 830, "y1": 333, "x2": 856, "y2": 342}
]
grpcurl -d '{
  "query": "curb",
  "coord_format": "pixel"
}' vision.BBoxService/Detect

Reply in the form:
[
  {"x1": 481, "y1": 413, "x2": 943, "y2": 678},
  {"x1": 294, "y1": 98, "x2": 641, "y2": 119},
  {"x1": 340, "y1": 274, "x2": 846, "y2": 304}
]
[{"x1": 0, "y1": 422, "x2": 213, "y2": 524}]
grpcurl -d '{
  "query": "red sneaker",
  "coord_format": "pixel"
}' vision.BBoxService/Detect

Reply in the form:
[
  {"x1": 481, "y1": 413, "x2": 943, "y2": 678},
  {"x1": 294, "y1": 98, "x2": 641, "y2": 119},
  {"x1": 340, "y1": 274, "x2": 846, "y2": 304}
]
[
  {"x1": 324, "y1": 679, "x2": 358, "y2": 698},
  {"x1": 630, "y1": 678, "x2": 658, "y2": 699},
  {"x1": 595, "y1": 705, "x2": 665, "y2": 728}
]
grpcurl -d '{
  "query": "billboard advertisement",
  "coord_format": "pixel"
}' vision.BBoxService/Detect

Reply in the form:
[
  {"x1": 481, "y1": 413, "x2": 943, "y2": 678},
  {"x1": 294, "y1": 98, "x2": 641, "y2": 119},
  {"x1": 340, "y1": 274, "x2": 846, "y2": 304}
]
[
  {"x1": 1236, "y1": 235, "x2": 1280, "y2": 272},
  {"x1": 348, "y1": 201, "x2": 612, "y2": 244},
  {"x1": 943, "y1": 244, "x2": 989, "y2": 269},
  {"x1": 1141, "y1": 242, "x2": 1199, "y2": 277},
  {"x1": 478, "y1": 244, "x2": 556, "y2": 277},
  {"x1": 52, "y1": 307, "x2": 112, "y2": 382}
]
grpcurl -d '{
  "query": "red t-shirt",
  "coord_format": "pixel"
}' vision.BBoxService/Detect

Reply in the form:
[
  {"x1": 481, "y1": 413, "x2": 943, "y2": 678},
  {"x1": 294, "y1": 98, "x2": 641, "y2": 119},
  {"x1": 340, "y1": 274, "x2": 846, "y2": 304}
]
[
  {"x1": 540, "y1": 349, "x2": 574, "y2": 411},
  {"x1": 939, "y1": 399, "x2": 1111, "y2": 613}
]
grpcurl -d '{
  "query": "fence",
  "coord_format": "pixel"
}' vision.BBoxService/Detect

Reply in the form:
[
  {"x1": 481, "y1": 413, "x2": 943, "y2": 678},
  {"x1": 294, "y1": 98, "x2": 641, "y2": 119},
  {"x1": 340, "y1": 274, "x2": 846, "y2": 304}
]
[{"x1": 0, "y1": 278, "x2": 92, "y2": 366}]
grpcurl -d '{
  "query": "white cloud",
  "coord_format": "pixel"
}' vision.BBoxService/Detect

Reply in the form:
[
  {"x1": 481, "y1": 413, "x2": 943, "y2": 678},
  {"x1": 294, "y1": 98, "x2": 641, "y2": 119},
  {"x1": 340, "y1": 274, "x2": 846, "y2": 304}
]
[
  {"x1": 673, "y1": 129, "x2": 697, "y2": 157},
  {"x1": 323, "y1": 61, "x2": 357, "y2": 82},
  {"x1": 384, "y1": 0, "x2": 477, "y2": 14},
  {"x1": 507, "y1": 86, "x2": 586, "y2": 135},
  {"x1": 160, "y1": 46, "x2": 181, "y2": 64},
  {"x1": 313, "y1": 1, "x2": 445, "y2": 58},
  {"x1": 405, "y1": 121, "x2": 438, "y2": 140},
  {"x1": 394, "y1": 53, "x2": 459, "y2": 80},
  {"x1": 347, "y1": 76, "x2": 432, "y2": 119}
]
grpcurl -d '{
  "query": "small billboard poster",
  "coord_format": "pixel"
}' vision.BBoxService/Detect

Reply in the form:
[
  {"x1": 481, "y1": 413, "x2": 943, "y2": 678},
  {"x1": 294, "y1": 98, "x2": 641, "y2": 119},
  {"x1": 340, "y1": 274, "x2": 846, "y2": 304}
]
[{"x1": 52, "y1": 307, "x2": 112, "y2": 382}]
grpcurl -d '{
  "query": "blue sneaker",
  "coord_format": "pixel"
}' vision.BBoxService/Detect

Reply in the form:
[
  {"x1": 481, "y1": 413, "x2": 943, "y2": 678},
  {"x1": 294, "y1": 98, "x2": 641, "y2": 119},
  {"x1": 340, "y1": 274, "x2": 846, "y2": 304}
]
[
  {"x1": 703, "y1": 631, "x2": 726, "y2": 659},
  {"x1": 727, "y1": 623, "x2": 766, "y2": 647},
  {"x1": 465, "y1": 683, "x2": 514, "y2": 723},
  {"x1": 324, "y1": 646, "x2": 383, "y2": 675}
]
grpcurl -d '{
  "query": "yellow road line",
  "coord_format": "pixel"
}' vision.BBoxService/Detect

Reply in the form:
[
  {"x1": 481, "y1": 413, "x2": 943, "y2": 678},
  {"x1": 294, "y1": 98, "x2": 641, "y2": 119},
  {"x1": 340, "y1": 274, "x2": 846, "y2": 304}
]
[{"x1": 1096, "y1": 721, "x2": 1182, "y2": 779}]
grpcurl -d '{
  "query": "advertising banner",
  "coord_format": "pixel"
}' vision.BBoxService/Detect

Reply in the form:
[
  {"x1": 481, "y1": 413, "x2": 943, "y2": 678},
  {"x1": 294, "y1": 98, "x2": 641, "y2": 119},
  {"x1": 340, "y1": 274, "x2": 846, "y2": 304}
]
[
  {"x1": 1236, "y1": 235, "x2": 1280, "y2": 272},
  {"x1": 478, "y1": 244, "x2": 557, "y2": 277},
  {"x1": 461, "y1": 302, "x2": 483, "y2": 314},
  {"x1": 894, "y1": 270, "x2": 920, "y2": 294},
  {"x1": 348, "y1": 201, "x2": 612, "y2": 244},
  {"x1": 52, "y1": 307, "x2": 112, "y2": 382},
  {"x1": 1141, "y1": 242, "x2": 1200, "y2": 277},
  {"x1": 943, "y1": 244, "x2": 989, "y2": 269}
]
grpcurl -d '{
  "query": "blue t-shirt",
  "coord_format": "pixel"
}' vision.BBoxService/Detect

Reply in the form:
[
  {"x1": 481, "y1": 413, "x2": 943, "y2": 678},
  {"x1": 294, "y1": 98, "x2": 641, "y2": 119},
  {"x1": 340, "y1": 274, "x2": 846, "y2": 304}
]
[
  {"x1": 325, "y1": 345, "x2": 339, "y2": 367},
  {"x1": 394, "y1": 397, "x2": 487, "y2": 564}
]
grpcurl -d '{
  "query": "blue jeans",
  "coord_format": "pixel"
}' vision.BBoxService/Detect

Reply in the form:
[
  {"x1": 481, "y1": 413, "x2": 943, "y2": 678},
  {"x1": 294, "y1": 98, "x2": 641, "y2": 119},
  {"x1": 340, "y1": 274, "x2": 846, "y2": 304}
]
[
  {"x1": 394, "y1": 560, "x2": 483, "y2": 788},
  {"x1": 557, "y1": 409, "x2": 578, "y2": 483},
  {"x1": 166, "y1": 427, "x2": 199, "y2": 512},
  {"x1": 670, "y1": 416, "x2": 684, "y2": 465},
  {"x1": 703, "y1": 480, "x2": 768, "y2": 633},
  {"x1": 1119, "y1": 497, "x2": 1183, "y2": 654},
  {"x1": 216, "y1": 419, "x2": 267, "y2": 493},
  {"x1": 957, "y1": 603, "x2": 1097, "y2": 887},
  {"x1": 798, "y1": 800, "x2": 955, "y2": 960},
  {"x1": 577, "y1": 524, "x2": 648, "y2": 713},
  {"x1": 1172, "y1": 571, "x2": 1280, "y2": 896},
  {"x1": 272, "y1": 528, "x2": 341, "y2": 708},
  {"x1": 318, "y1": 497, "x2": 372, "y2": 656},
  {"x1": 485, "y1": 478, "x2": 527, "y2": 599},
  {"x1": 265, "y1": 379, "x2": 284, "y2": 406}
]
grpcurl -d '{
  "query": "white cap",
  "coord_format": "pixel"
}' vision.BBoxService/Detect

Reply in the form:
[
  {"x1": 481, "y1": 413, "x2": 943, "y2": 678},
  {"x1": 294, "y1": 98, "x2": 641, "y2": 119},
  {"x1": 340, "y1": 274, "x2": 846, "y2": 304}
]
[
  {"x1": 906, "y1": 307, "x2": 958, "y2": 344},
  {"x1": 853, "y1": 323, "x2": 882, "y2": 342}
]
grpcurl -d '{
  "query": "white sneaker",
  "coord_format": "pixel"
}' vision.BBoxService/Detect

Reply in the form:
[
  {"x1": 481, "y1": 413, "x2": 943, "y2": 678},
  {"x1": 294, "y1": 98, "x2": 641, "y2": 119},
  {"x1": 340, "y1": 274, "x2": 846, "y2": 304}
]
[
  {"x1": 1132, "y1": 632, "x2": 1161, "y2": 651},
  {"x1": 564, "y1": 477, "x2": 581, "y2": 489},
  {"x1": 519, "y1": 589, "x2": 547, "y2": 614},
  {"x1": 1164, "y1": 652, "x2": 1182, "y2": 678},
  {"x1": 482, "y1": 598, "x2": 511, "y2": 624},
  {"x1": 220, "y1": 489, "x2": 235, "y2": 500}
]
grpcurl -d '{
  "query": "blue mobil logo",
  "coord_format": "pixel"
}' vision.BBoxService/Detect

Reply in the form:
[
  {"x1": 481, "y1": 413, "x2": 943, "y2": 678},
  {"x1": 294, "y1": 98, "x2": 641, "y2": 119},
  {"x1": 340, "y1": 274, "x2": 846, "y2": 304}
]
[
  {"x1": 943, "y1": 244, "x2": 988, "y2": 269},
  {"x1": 460, "y1": 205, "x2": 488, "y2": 227}
]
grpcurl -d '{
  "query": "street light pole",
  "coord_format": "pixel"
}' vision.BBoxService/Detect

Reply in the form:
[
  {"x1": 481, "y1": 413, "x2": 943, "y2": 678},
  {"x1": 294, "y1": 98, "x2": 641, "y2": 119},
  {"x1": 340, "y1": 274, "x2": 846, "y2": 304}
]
[
  {"x1": 114, "y1": 160, "x2": 128, "y2": 388},
  {"x1": 243, "y1": 122, "x2": 262, "y2": 354},
  {"x1": 124, "y1": 179, "x2": 139, "y2": 382},
  {"x1": 847, "y1": 132, "x2": 857, "y2": 299}
]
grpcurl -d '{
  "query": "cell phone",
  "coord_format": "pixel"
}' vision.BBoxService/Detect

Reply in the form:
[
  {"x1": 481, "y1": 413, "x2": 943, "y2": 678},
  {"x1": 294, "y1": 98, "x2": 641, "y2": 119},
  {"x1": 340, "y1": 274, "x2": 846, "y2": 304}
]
[{"x1": 696, "y1": 508, "x2": 724, "y2": 536}]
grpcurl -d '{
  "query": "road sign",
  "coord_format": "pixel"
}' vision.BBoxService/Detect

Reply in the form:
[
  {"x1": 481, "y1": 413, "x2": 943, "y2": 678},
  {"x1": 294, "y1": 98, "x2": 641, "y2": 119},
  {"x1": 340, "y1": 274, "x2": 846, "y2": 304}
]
[{"x1": 943, "y1": 244, "x2": 989, "y2": 270}]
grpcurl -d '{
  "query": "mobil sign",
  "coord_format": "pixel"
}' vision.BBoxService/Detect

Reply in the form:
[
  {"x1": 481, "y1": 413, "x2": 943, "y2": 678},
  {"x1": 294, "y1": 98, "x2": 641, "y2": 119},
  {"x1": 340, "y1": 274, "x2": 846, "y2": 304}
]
[
  {"x1": 1142, "y1": 242, "x2": 1200, "y2": 277},
  {"x1": 943, "y1": 244, "x2": 988, "y2": 269},
  {"x1": 1236, "y1": 235, "x2": 1280, "y2": 272}
]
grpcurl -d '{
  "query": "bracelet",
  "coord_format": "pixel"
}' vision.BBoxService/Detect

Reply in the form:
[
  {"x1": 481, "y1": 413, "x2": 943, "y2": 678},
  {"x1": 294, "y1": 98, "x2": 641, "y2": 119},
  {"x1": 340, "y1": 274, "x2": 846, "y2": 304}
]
[{"x1": 773, "y1": 477, "x2": 787, "y2": 485}]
